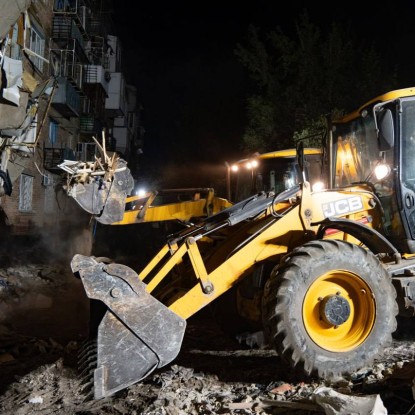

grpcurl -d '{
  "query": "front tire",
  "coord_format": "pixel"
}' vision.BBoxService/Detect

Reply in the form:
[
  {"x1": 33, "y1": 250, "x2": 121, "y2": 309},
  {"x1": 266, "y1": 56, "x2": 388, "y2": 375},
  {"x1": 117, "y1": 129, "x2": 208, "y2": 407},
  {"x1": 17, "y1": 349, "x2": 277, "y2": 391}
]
[{"x1": 262, "y1": 239, "x2": 398, "y2": 379}]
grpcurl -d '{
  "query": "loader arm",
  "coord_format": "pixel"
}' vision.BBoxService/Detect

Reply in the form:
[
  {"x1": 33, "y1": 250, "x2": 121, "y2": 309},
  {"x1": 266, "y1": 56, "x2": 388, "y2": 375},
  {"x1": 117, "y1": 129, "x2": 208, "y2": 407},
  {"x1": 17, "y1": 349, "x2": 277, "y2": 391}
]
[{"x1": 71, "y1": 186, "x2": 303, "y2": 399}]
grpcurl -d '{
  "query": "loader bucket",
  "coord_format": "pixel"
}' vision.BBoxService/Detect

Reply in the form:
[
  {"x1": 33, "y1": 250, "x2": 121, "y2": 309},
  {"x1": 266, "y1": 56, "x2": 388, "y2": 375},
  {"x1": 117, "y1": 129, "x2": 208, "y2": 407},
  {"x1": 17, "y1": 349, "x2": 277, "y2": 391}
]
[
  {"x1": 68, "y1": 159, "x2": 134, "y2": 224},
  {"x1": 71, "y1": 255, "x2": 186, "y2": 399}
]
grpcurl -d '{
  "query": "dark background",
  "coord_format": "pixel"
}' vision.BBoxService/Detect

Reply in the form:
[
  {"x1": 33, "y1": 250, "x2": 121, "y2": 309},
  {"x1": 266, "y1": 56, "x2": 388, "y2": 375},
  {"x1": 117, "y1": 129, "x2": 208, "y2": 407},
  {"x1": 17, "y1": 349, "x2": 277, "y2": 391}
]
[{"x1": 112, "y1": 1, "x2": 415, "y2": 190}]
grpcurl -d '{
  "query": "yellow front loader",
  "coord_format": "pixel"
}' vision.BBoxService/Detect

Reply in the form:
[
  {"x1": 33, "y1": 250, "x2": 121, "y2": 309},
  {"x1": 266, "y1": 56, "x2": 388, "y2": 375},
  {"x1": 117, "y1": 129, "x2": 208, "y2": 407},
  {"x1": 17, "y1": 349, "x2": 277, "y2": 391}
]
[
  {"x1": 73, "y1": 176, "x2": 399, "y2": 399},
  {"x1": 70, "y1": 87, "x2": 415, "y2": 400}
]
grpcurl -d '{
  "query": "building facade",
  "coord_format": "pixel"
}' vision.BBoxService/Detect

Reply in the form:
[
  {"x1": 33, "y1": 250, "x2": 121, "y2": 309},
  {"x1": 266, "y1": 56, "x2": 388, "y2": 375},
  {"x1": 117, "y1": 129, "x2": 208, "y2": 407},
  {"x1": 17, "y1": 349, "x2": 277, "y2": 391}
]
[{"x1": 0, "y1": 0, "x2": 143, "y2": 259}]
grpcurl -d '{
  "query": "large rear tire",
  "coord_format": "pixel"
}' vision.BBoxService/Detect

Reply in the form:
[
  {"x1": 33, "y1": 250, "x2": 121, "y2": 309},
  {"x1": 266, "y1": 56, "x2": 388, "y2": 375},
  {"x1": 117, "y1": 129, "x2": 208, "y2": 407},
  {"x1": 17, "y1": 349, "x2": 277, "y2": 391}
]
[{"x1": 262, "y1": 239, "x2": 398, "y2": 379}]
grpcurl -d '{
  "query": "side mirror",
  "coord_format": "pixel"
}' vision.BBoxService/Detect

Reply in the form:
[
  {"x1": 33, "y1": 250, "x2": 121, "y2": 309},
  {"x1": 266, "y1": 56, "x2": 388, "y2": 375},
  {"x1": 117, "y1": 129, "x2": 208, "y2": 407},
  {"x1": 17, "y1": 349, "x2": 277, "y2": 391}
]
[{"x1": 377, "y1": 109, "x2": 394, "y2": 151}]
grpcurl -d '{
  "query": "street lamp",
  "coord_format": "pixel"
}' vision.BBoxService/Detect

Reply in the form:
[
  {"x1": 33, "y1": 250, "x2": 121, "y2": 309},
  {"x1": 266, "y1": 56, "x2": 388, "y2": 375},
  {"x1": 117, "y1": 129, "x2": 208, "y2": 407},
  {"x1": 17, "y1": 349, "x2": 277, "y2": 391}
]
[{"x1": 225, "y1": 161, "x2": 239, "y2": 201}]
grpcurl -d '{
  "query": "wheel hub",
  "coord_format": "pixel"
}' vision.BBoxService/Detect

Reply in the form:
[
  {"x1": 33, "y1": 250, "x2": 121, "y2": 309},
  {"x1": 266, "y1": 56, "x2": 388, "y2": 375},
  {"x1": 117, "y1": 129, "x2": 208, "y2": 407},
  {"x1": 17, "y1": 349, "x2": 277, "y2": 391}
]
[{"x1": 320, "y1": 294, "x2": 351, "y2": 326}]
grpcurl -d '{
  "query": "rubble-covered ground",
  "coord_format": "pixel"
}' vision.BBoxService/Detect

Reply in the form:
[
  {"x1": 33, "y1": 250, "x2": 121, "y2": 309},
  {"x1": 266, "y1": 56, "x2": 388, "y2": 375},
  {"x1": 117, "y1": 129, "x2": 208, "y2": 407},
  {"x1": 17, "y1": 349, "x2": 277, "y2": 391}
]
[{"x1": 1, "y1": 263, "x2": 415, "y2": 415}]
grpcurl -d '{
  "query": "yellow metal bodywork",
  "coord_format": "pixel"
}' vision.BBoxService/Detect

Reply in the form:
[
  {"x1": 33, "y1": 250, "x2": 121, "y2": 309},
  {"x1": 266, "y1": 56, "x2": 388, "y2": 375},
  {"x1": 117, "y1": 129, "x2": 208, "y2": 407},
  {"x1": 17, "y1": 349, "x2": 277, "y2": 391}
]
[
  {"x1": 136, "y1": 183, "x2": 380, "y2": 320},
  {"x1": 231, "y1": 148, "x2": 322, "y2": 164},
  {"x1": 336, "y1": 87, "x2": 415, "y2": 124},
  {"x1": 113, "y1": 188, "x2": 232, "y2": 225}
]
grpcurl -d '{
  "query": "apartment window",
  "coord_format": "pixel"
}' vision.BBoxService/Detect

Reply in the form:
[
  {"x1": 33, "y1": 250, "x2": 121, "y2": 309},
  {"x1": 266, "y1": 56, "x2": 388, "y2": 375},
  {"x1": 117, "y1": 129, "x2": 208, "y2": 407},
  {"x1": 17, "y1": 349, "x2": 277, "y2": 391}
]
[
  {"x1": 29, "y1": 24, "x2": 45, "y2": 71},
  {"x1": 19, "y1": 174, "x2": 33, "y2": 212},
  {"x1": 49, "y1": 119, "x2": 58, "y2": 144}
]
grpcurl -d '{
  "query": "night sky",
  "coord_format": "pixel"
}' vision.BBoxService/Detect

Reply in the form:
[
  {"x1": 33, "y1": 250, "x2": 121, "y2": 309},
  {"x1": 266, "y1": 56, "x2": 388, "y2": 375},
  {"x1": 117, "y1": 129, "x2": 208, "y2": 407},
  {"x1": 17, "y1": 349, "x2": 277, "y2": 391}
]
[{"x1": 112, "y1": 1, "x2": 415, "y2": 189}]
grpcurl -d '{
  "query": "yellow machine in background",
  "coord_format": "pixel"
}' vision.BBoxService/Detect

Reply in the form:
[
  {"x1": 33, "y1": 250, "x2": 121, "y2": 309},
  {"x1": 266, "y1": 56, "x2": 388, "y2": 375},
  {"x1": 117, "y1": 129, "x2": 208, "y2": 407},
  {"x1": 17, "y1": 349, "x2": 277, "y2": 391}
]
[
  {"x1": 116, "y1": 148, "x2": 324, "y2": 226},
  {"x1": 69, "y1": 87, "x2": 415, "y2": 400},
  {"x1": 227, "y1": 148, "x2": 323, "y2": 202},
  {"x1": 60, "y1": 145, "x2": 324, "y2": 226},
  {"x1": 115, "y1": 187, "x2": 232, "y2": 225}
]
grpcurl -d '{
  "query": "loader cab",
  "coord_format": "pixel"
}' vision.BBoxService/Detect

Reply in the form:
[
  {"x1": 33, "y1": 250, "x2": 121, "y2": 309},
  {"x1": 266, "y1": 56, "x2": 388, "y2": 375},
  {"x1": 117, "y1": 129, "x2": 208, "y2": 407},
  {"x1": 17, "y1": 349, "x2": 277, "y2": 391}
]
[
  {"x1": 229, "y1": 148, "x2": 323, "y2": 203},
  {"x1": 330, "y1": 87, "x2": 415, "y2": 253}
]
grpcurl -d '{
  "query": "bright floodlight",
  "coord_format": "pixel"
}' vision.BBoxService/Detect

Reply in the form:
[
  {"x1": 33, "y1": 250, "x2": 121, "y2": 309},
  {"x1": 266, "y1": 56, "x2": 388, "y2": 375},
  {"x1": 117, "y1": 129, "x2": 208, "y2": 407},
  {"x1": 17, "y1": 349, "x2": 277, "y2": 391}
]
[
  {"x1": 245, "y1": 159, "x2": 259, "y2": 169},
  {"x1": 312, "y1": 181, "x2": 325, "y2": 192},
  {"x1": 136, "y1": 188, "x2": 147, "y2": 197},
  {"x1": 374, "y1": 164, "x2": 391, "y2": 181}
]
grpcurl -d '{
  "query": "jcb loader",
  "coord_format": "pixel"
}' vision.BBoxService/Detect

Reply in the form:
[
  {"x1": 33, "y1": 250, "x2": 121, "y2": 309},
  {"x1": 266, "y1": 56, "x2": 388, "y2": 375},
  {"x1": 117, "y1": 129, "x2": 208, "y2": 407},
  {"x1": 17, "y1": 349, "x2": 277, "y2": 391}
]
[
  {"x1": 72, "y1": 87, "x2": 415, "y2": 400},
  {"x1": 59, "y1": 139, "x2": 322, "y2": 227}
]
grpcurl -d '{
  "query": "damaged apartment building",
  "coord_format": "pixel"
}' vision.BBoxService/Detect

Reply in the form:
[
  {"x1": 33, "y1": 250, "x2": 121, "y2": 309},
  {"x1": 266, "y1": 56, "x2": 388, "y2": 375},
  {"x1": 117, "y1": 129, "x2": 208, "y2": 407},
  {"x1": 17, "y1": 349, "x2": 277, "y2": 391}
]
[{"x1": 0, "y1": 0, "x2": 143, "y2": 259}]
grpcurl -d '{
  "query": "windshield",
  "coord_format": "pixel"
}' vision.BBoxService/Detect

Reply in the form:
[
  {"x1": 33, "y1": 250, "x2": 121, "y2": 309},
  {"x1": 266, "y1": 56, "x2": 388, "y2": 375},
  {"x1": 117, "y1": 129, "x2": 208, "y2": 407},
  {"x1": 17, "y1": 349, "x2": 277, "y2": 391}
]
[
  {"x1": 233, "y1": 154, "x2": 322, "y2": 202},
  {"x1": 401, "y1": 100, "x2": 415, "y2": 191},
  {"x1": 332, "y1": 114, "x2": 380, "y2": 187}
]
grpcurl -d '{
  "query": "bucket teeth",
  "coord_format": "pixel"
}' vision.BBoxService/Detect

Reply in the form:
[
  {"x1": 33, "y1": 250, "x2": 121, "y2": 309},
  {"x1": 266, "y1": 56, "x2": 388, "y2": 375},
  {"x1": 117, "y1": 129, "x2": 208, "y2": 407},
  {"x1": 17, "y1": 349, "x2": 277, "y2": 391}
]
[
  {"x1": 79, "y1": 379, "x2": 94, "y2": 399},
  {"x1": 78, "y1": 367, "x2": 96, "y2": 401},
  {"x1": 79, "y1": 360, "x2": 97, "y2": 378},
  {"x1": 78, "y1": 339, "x2": 97, "y2": 358},
  {"x1": 79, "y1": 349, "x2": 97, "y2": 368},
  {"x1": 78, "y1": 339, "x2": 97, "y2": 364},
  {"x1": 79, "y1": 373, "x2": 94, "y2": 389},
  {"x1": 82, "y1": 390, "x2": 94, "y2": 403},
  {"x1": 77, "y1": 338, "x2": 98, "y2": 399}
]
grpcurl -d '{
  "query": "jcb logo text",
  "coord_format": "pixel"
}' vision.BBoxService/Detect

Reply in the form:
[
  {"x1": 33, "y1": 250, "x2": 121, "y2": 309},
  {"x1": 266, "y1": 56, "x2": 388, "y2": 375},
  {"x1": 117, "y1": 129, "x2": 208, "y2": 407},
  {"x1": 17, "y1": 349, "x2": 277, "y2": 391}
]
[{"x1": 322, "y1": 196, "x2": 363, "y2": 218}]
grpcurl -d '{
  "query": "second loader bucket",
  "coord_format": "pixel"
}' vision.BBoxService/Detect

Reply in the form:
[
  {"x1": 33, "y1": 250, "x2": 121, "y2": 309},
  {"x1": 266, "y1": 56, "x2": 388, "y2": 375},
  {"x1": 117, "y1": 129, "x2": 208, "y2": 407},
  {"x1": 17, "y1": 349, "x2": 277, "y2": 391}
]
[
  {"x1": 72, "y1": 255, "x2": 187, "y2": 399},
  {"x1": 68, "y1": 159, "x2": 134, "y2": 224}
]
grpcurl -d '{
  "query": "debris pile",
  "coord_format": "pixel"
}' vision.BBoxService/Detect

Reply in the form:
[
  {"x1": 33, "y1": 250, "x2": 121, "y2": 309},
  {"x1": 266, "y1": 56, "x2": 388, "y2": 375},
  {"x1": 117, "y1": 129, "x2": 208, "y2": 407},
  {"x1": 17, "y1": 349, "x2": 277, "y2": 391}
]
[{"x1": 1, "y1": 266, "x2": 415, "y2": 414}]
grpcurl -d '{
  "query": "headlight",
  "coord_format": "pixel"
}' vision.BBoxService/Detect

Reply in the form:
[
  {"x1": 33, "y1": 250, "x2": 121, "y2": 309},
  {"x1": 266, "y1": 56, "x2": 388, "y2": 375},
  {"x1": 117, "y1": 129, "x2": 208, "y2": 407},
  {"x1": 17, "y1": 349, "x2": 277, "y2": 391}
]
[
  {"x1": 374, "y1": 164, "x2": 391, "y2": 181},
  {"x1": 136, "y1": 188, "x2": 147, "y2": 197},
  {"x1": 312, "y1": 181, "x2": 325, "y2": 192}
]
